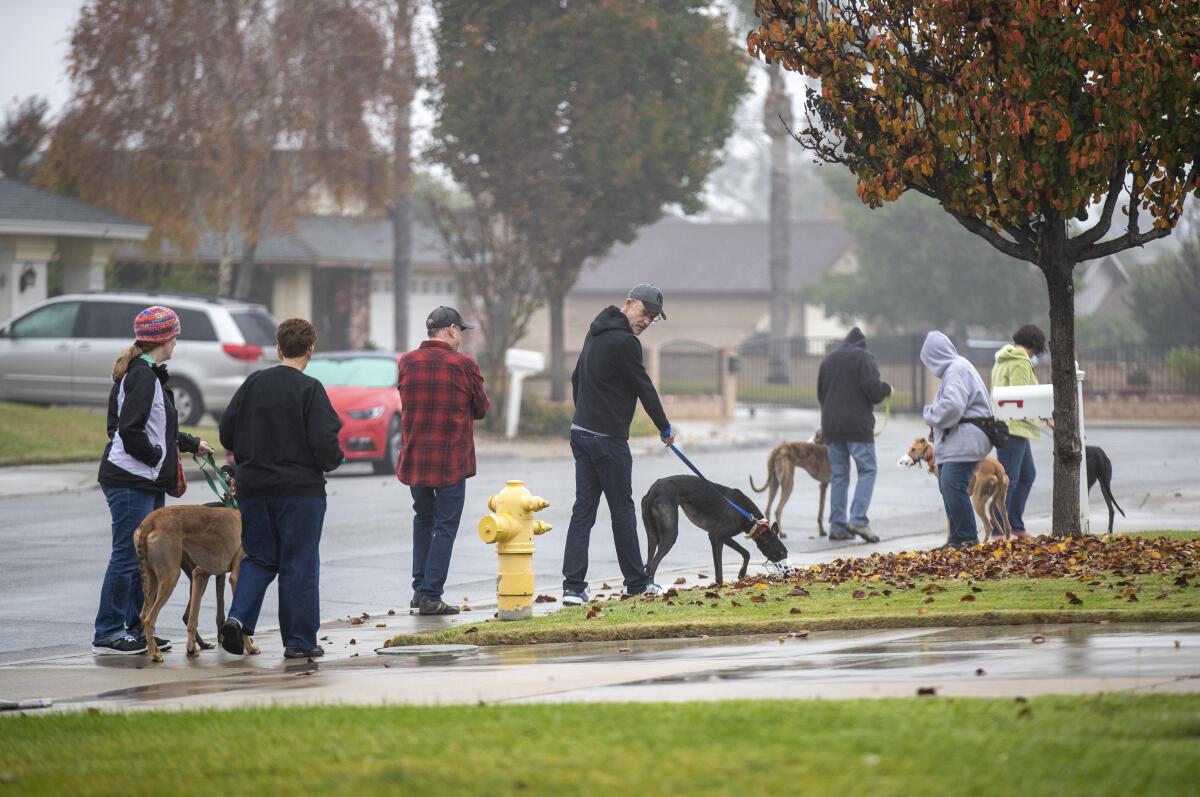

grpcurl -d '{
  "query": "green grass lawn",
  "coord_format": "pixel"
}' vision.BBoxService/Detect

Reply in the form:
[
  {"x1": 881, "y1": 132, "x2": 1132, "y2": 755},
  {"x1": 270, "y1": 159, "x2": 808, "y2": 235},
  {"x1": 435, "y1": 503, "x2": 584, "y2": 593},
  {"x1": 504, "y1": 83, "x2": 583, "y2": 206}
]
[
  {"x1": 0, "y1": 401, "x2": 222, "y2": 466},
  {"x1": 1, "y1": 695, "x2": 1196, "y2": 796},
  {"x1": 393, "y1": 533, "x2": 1200, "y2": 646}
]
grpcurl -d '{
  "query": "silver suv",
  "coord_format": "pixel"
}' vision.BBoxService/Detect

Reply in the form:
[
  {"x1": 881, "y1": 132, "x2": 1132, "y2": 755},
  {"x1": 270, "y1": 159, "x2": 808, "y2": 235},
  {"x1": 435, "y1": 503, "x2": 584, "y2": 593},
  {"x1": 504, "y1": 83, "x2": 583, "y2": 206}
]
[{"x1": 0, "y1": 291, "x2": 278, "y2": 425}]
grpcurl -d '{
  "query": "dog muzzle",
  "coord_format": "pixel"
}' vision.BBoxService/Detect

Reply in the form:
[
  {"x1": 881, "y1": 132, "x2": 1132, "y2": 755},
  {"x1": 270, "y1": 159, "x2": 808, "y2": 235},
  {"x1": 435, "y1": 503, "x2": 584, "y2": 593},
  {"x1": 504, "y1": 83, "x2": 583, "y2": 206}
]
[
  {"x1": 898, "y1": 456, "x2": 915, "y2": 468},
  {"x1": 762, "y1": 558, "x2": 795, "y2": 577}
]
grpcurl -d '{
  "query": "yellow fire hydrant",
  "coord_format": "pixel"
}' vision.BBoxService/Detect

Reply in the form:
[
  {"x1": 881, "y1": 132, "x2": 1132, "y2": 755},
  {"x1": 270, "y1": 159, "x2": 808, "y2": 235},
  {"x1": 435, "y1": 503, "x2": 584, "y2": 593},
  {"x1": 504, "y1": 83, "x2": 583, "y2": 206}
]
[{"x1": 478, "y1": 480, "x2": 552, "y2": 621}]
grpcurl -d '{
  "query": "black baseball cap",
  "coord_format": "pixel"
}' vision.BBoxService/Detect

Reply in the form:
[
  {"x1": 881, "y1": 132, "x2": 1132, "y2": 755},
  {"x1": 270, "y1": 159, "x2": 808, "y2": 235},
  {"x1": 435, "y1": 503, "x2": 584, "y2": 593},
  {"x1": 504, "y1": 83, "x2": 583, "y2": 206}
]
[
  {"x1": 426, "y1": 306, "x2": 476, "y2": 331},
  {"x1": 627, "y1": 283, "x2": 666, "y2": 320}
]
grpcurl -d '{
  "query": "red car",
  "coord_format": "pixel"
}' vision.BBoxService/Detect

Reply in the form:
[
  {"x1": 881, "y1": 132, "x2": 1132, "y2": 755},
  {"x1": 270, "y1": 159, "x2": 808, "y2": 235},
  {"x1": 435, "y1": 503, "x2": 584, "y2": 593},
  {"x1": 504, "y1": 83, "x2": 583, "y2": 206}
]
[{"x1": 307, "y1": 352, "x2": 402, "y2": 475}]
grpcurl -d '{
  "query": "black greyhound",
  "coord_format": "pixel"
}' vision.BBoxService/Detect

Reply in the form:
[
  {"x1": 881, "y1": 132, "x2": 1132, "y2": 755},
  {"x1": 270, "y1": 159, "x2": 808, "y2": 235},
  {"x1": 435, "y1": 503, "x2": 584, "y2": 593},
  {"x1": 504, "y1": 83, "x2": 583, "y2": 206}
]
[
  {"x1": 1086, "y1": 445, "x2": 1125, "y2": 533},
  {"x1": 642, "y1": 475, "x2": 789, "y2": 584}
]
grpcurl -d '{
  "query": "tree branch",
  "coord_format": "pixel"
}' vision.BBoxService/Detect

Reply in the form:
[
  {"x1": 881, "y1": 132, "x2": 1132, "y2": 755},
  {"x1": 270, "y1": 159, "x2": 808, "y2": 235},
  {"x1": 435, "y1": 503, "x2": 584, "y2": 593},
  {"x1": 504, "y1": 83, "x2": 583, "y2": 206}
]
[
  {"x1": 949, "y1": 211, "x2": 1036, "y2": 262},
  {"x1": 1069, "y1": 155, "x2": 1129, "y2": 257}
]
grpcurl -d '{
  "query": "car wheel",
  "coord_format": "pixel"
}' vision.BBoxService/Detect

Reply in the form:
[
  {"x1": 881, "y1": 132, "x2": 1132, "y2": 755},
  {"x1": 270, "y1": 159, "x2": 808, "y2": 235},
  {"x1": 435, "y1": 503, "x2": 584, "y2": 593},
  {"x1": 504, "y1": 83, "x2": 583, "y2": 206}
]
[
  {"x1": 173, "y1": 379, "x2": 205, "y2": 427},
  {"x1": 373, "y1": 415, "x2": 402, "y2": 475}
]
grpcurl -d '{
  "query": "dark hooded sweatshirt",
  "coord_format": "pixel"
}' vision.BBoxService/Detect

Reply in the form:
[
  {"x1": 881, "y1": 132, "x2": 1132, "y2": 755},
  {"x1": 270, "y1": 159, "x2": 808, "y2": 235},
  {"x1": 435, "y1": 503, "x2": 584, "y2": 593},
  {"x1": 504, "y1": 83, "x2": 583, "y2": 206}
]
[
  {"x1": 570, "y1": 306, "x2": 670, "y2": 439},
  {"x1": 817, "y1": 327, "x2": 891, "y2": 443}
]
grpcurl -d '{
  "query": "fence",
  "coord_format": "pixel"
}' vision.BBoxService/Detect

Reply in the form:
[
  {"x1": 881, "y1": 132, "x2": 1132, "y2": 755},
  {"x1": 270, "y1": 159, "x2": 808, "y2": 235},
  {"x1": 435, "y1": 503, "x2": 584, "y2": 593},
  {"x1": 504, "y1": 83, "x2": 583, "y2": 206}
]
[
  {"x1": 737, "y1": 336, "x2": 1200, "y2": 413},
  {"x1": 736, "y1": 335, "x2": 928, "y2": 412}
]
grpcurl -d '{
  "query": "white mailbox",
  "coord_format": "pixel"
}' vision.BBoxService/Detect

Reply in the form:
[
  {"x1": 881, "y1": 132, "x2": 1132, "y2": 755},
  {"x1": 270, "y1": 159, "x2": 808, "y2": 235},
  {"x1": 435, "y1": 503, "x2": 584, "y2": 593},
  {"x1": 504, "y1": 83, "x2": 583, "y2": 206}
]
[
  {"x1": 990, "y1": 368, "x2": 1091, "y2": 534},
  {"x1": 504, "y1": 348, "x2": 546, "y2": 439},
  {"x1": 993, "y1": 384, "x2": 1054, "y2": 420}
]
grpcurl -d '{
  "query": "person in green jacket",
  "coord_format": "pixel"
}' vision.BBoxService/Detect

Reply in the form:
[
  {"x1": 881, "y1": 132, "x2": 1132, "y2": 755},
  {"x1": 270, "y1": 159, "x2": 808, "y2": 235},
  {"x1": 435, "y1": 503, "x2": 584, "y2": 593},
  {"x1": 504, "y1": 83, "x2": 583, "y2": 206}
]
[{"x1": 991, "y1": 324, "x2": 1047, "y2": 536}]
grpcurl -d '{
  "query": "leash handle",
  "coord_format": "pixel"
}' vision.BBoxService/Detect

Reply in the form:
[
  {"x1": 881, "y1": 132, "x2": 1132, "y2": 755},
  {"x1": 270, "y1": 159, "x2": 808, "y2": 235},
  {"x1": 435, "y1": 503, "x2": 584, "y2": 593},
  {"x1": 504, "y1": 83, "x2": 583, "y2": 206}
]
[
  {"x1": 194, "y1": 453, "x2": 238, "y2": 509},
  {"x1": 667, "y1": 444, "x2": 759, "y2": 530},
  {"x1": 874, "y1": 393, "x2": 891, "y2": 438}
]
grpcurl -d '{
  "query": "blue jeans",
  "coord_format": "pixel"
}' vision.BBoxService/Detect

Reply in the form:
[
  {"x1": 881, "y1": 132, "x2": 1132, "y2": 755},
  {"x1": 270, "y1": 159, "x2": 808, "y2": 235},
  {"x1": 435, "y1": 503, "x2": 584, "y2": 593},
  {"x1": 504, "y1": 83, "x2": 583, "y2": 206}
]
[
  {"x1": 228, "y1": 496, "x2": 326, "y2": 650},
  {"x1": 995, "y1": 436, "x2": 1036, "y2": 533},
  {"x1": 938, "y1": 461, "x2": 979, "y2": 545},
  {"x1": 562, "y1": 430, "x2": 650, "y2": 594},
  {"x1": 827, "y1": 441, "x2": 878, "y2": 532},
  {"x1": 410, "y1": 480, "x2": 466, "y2": 602},
  {"x1": 94, "y1": 485, "x2": 164, "y2": 644}
]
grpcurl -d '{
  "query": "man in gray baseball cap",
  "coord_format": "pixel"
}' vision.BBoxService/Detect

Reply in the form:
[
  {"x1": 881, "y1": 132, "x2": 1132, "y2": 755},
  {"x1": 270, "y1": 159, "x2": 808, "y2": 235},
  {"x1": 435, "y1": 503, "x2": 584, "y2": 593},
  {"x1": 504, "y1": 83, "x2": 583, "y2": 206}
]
[{"x1": 560, "y1": 283, "x2": 675, "y2": 605}]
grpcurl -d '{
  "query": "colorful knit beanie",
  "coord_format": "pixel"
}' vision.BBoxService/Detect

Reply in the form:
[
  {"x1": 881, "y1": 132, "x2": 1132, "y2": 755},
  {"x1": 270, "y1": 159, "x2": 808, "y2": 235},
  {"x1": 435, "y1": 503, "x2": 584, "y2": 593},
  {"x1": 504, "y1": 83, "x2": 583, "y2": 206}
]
[{"x1": 134, "y1": 306, "x2": 181, "y2": 343}]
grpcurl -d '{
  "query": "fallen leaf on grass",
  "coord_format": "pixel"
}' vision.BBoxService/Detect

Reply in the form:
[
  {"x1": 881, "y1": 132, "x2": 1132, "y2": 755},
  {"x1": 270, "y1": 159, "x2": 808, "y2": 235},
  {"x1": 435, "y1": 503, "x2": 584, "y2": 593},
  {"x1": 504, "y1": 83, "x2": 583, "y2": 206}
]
[
  {"x1": 960, "y1": 594, "x2": 976, "y2": 602},
  {"x1": 853, "y1": 590, "x2": 868, "y2": 600},
  {"x1": 730, "y1": 600, "x2": 742, "y2": 607},
  {"x1": 534, "y1": 594, "x2": 557, "y2": 603},
  {"x1": 790, "y1": 607, "x2": 803, "y2": 614},
  {"x1": 923, "y1": 583, "x2": 947, "y2": 594},
  {"x1": 917, "y1": 606, "x2": 929, "y2": 615},
  {"x1": 705, "y1": 590, "x2": 721, "y2": 599},
  {"x1": 917, "y1": 687, "x2": 937, "y2": 696},
  {"x1": 350, "y1": 617, "x2": 364, "y2": 626},
  {"x1": 750, "y1": 595, "x2": 767, "y2": 603},
  {"x1": 674, "y1": 577, "x2": 687, "y2": 585},
  {"x1": 789, "y1": 587, "x2": 810, "y2": 597},
  {"x1": 1065, "y1": 592, "x2": 1083, "y2": 605},
  {"x1": 585, "y1": 607, "x2": 603, "y2": 619},
  {"x1": 922, "y1": 596, "x2": 935, "y2": 604},
  {"x1": 1017, "y1": 707, "x2": 1033, "y2": 718}
]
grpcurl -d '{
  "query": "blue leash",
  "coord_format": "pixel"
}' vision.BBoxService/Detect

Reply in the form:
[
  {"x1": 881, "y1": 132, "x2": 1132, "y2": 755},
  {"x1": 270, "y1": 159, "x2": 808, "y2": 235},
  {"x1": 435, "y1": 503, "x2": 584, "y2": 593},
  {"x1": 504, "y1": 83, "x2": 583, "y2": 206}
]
[{"x1": 667, "y1": 443, "x2": 758, "y2": 526}]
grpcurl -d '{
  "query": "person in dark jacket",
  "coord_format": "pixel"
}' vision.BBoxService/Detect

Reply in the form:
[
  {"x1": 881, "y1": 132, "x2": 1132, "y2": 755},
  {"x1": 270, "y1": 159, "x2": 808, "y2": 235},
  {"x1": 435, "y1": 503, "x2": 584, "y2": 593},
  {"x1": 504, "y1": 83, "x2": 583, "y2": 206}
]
[
  {"x1": 561, "y1": 284, "x2": 675, "y2": 604},
  {"x1": 218, "y1": 318, "x2": 343, "y2": 659},
  {"x1": 396, "y1": 306, "x2": 490, "y2": 616},
  {"x1": 93, "y1": 305, "x2": 213, "y2": 655},
  {"x1": 817, "y1": 327, "x2": 891, "y2": 543}
]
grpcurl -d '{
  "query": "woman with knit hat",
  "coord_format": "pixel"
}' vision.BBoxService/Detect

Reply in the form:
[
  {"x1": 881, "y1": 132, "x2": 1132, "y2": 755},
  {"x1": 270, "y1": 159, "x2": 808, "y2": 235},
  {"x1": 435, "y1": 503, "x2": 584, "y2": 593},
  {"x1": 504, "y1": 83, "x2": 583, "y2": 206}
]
[{"x1": 92, "y1": 305, "x2": 214, "y2": 655}]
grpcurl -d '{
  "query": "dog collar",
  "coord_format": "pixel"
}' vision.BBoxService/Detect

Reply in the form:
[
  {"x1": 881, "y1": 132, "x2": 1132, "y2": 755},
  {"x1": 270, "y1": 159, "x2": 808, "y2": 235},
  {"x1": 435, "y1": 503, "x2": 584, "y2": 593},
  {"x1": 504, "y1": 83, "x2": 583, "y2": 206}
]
[{"x1": 746, "y1": 520, "x2": 769, "y2": 540}]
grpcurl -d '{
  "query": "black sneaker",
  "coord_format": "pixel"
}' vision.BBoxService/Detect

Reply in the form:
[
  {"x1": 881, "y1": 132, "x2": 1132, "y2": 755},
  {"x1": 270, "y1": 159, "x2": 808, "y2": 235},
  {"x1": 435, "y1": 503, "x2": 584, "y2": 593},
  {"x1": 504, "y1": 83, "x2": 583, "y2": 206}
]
[
  {"x1": 220, "y1": 617, "x2": 245, "y2": 655},
  {"x1": 134, "y1": 635, "x2": 172, "y2": 652},
  {"x1": 847, "y1": 523, "x2": 880, "y2": 543},
  {"x1": 410, "y1": 594, "x2": 421, "y2": 609},
  {"x1": 92, "y1": 634, "x2": 148, "y2": 655},
  {"x1": 284, "y1": 645, "x2": 325, "y2": 659},
  {"x1": 828, "y1": 529, "x2": 856, "y2": 541},
  {"x1": 418, "y1": 598, "x2": 460, "y2": 616}
]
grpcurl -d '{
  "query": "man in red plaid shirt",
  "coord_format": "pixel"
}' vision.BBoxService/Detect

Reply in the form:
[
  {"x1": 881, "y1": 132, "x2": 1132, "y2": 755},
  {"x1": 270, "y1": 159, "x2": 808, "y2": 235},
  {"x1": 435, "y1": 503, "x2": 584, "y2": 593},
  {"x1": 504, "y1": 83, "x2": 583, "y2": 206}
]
[{"x1": 396, "y1": 306, "x2": 490, "y2": 615}]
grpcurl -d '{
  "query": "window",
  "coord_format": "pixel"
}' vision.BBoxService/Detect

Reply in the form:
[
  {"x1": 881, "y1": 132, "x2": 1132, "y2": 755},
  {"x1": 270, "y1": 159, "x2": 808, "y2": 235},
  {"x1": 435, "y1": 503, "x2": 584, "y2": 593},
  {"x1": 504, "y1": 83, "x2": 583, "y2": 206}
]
[
  {"x1": 230, "y1": 310, "x2": 277, "y2": 346},
  {"x1": 11, "y1": 302, "x2": 81, "y2": 338},
  {"x1": 174, "y1": 308, "x2": 217, "y2": 342},
  {"x1": 306, "y1": 357, "x2": 398, "y2": 387},
  {"x1": 76, "y1": 302, "x2": 145, "y2": 339}
]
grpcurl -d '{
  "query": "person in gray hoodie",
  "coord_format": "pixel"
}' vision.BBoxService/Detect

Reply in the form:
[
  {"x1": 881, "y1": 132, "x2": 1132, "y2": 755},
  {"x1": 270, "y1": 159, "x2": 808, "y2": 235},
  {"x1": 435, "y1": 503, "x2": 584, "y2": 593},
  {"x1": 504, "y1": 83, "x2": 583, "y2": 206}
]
[{"x1": 920, "y1": 331, "x2": 993, "y2": 547}]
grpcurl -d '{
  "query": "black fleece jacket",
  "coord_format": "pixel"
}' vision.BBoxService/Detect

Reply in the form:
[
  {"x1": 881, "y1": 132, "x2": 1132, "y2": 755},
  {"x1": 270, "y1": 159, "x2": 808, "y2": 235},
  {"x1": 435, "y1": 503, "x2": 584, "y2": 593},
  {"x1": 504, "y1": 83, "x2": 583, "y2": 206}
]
[
  {"x1": 219, "y1": 365, "x2": 344, "y2": 498},
  {"x1": 571, "y1": 306, "x2": 670, "y2": 439},
  {"x1": 98, "y1": 357, "x2": 200, "y2": 492},
  {"x1": 817, "y1": 327, "x2": 892, "y2": 443}
]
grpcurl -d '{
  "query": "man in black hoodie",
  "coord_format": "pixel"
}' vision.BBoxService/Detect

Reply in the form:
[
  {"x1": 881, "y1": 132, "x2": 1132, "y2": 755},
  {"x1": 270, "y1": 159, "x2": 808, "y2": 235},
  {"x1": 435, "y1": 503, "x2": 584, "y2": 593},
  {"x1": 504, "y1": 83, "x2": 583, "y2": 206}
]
[
  {"x1": 817, "y1": 327, "x2": 891, "y2": 543},
  {"x1": 561, "y1": 284, "x2": 675, "y2": 604}
]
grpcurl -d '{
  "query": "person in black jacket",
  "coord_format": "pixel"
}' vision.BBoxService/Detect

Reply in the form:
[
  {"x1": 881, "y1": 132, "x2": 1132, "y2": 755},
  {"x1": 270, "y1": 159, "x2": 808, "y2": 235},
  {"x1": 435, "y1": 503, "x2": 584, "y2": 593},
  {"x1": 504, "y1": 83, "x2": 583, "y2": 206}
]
[
  {"x1": 93, "y1": 305, "x2": 213, "y2": 655},
  {"x1": 817, "y1": 327, "x2": 891, "y2": 543},
  {"x1": 561, "y1": 284, "x2": 675, "y2": 604},
  {"x1": 218, "y1": 318, "x2": 343, "y2": 659}
]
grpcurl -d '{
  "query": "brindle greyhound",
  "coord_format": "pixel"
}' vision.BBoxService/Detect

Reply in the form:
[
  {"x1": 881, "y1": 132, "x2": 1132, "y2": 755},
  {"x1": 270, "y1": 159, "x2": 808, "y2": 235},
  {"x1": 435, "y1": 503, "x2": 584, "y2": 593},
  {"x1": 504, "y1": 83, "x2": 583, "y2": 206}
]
[
  {"x1": 642, "y1": 475, "x2": 790, "y2": 584},
  {"x1": 749, "y1": 431, "x2": 831, "y2": 538}
]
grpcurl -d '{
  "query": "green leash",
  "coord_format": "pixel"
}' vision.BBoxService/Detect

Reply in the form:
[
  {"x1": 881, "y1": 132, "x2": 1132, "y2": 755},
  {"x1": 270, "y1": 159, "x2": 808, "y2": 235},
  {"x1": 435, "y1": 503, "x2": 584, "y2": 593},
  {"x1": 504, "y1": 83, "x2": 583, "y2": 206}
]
[
  {"x1": 874, "y1": 394, "x2": 891, "y2": 438},
  {"x1": 194, "y1": 453, "x2": 238, "y2": 509}
]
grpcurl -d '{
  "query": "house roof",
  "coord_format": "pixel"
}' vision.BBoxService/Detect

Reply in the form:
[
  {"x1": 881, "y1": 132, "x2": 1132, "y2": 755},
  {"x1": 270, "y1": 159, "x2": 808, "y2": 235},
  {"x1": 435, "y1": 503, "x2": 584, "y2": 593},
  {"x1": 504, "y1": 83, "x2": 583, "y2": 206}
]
[
  {"x1": 115, "y1": 214, "x2": 448, "y2": 267},
  {"x1": 0, "y1": 177, "x2": 151, "y2": 240},
  {"x1": 571, "y1": 217, "x2": 853, "y2": 296}
]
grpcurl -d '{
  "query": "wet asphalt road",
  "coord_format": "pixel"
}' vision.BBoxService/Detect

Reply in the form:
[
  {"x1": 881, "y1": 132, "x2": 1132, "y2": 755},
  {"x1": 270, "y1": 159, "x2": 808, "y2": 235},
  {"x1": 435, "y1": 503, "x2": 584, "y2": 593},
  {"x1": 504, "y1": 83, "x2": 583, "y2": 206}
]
[{"x1": 2, "y1": 414, "x2": 1198, "y2": 663}]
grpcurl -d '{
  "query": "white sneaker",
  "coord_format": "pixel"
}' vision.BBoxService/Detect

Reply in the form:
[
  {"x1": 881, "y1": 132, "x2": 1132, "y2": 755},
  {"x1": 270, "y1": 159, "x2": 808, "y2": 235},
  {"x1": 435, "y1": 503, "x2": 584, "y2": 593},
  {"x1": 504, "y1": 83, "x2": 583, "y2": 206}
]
[
  {"x1": 562, "y1": 589, "x2": 591, "y2": 605},
  {"x1": 640, "y1": 583, "x2": 665, "y2": 596}
]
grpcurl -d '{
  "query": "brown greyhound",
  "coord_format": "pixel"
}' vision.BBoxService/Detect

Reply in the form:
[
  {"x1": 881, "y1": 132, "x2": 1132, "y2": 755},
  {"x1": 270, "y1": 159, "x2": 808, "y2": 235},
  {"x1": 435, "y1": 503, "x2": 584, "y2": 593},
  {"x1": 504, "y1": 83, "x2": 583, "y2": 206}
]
[
  {"x1": 749, "y1": 431, "x2": 831, "y2": 538},
  {"x1": 898, "y1": 437, "x2": 1013, "y2": 543},
  {"x1": 134, "y1": 505, "x2": 258, "y2": 662}
]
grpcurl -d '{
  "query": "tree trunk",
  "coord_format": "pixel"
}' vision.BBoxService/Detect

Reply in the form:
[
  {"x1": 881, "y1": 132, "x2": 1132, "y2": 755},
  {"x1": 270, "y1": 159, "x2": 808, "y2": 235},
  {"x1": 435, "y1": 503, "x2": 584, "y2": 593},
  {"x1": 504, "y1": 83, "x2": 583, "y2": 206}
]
[
  {"x1": 232, "y1": 240, "x2": 258, "y2": 301},
  {"x1": 482, "y1": 298, "x2": 511, "y2": 432},
  {"x1": 1042, "y1": 235, "x2": 1083, "y2": 537},
  {"x1": 765, "y1": 62, "x2": 792, "y2": 384},
  {"x1": 390, "y1": 0, "x2": 415, "y2": 353},
  {"x1": 549, "y1": 283, "x2": 566, "y2": 402},
  {"x1": 217, "y1": 231, "x2": 235, "y2": 298}
]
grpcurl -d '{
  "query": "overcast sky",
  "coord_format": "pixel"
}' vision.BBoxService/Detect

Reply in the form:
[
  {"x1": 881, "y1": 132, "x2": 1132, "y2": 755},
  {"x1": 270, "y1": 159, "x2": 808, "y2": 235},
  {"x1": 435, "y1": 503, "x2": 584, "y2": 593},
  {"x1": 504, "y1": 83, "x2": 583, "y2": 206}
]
[{"x1": 0, "y1": 0, "x2": 81, "y2": 113}]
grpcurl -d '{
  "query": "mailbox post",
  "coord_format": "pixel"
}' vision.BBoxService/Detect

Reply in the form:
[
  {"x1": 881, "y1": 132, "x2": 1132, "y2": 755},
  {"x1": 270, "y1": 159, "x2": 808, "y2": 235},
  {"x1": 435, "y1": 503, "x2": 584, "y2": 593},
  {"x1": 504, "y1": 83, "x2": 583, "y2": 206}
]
[
  {"x1": 993, "y1": 366, "x2": 1090, "y2": 534},
  {"x1": 504, "y1": 348, "x2": 546, "y2": 439}
]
